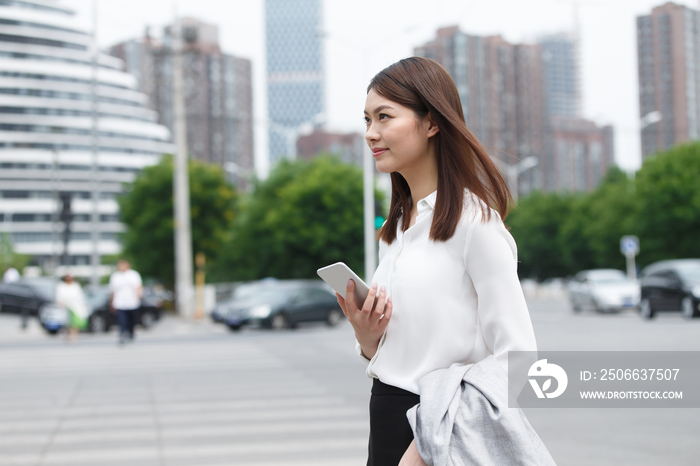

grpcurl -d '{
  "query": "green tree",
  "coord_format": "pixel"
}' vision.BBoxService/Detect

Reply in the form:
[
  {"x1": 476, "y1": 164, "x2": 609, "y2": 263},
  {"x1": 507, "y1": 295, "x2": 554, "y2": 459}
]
[
  {"x1": 0, "y1": 233, "x2": 31, "y2": 273},
  {"x1": 211, "y1": 155, "x2": 380, "y2": 282},
  {"x1": 583, "y1": 166, "x2": 638, "y2": 270},
  {"x1": 506, "y1": 191, "x2": 576, "y2": 279},
  {"x1": 633, "y1": 142, "x2": 700, "y2": 267},
  {"x1": 118, "y1": 155, "x2": 237, "y2": 288}
]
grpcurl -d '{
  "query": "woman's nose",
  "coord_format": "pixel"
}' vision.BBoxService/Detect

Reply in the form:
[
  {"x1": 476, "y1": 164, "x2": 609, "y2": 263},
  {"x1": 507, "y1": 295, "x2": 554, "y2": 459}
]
[{"x1": 365, "y1": 123, "x2": 379, "y2": 143}]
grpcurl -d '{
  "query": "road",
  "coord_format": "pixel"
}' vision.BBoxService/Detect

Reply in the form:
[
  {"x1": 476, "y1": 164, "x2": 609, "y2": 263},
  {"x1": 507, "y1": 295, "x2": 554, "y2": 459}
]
[{"x1": 0, "y1": 296, "x2": 698, "y2": 466}]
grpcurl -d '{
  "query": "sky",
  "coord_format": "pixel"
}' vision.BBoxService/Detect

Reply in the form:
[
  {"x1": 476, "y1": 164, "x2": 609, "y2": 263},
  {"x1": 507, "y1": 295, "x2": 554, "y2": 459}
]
[{"x1": 62, "y1": 0, "x2": 700, "y2": 177}]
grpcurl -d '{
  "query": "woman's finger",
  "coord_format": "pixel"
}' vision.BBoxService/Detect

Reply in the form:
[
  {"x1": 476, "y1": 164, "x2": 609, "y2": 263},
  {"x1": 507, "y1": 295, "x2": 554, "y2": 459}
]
[
  {"x1": 336, "y1": 293, "x2": 348, "y2": 318},
  {"x1": 371, "y1": 285, "x2": 386, "y2": 317},
  {"x1": 362, "y1": 282, "x2": 379, "y2": 313},
  {"x1": 378, "y1": 296, "x2": 393, "y2": 330},
  {"x1": 345, "y1": 279, "x2": 358, "y2": 312}
]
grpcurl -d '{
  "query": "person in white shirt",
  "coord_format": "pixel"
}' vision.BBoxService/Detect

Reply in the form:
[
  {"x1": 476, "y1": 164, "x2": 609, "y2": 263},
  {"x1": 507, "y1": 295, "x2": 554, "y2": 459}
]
[
  {"x1": 109, "y1": 259, "x2": 143, "y2": 345},
  {"x1": 335, "y1": 57, "x2": 538, "y2": 466},
  {"x1": 3, "y1": 266, "x2": 20, "y2": 283},
  {"x1": 56, "y1": 274, "x2": 88, "y2": 344}
]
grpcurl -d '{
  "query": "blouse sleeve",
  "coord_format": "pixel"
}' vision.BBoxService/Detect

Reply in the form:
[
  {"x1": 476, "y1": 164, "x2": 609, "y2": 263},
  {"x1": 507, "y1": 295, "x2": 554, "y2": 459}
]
[{"x1": 463, "y1": 211, "x2": 537, "y2": 371}]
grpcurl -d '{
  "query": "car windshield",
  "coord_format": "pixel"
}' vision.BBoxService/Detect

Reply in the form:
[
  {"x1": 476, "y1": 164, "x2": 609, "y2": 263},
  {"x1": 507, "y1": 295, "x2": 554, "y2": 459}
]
[
  {"x1": 22, "y1": 280, "x2": 56, "y2": 300},
  {"x1": 238, "y1": 287, "x2": 291, "y2": 302},
  {"x1": 85, "y1": 289, "x2": 109, "y2": 307},
  {"x1": 676, "y1": 265, "x2": 700, "y2": 282},
  {"x1": 589, "y1": 272, "x2": 628, "y2": 285}
]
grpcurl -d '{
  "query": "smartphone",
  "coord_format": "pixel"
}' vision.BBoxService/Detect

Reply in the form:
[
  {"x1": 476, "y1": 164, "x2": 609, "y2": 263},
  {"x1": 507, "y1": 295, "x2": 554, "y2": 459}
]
[{"x1": 317, "y1": 262, "x2": 370, "y2": 306}]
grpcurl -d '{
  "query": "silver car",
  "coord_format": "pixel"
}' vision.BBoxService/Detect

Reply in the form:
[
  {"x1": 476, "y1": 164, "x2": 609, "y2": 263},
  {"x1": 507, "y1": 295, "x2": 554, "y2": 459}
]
[{"x1": 569, "y1": 269, "x2": 640, "y2": 313}]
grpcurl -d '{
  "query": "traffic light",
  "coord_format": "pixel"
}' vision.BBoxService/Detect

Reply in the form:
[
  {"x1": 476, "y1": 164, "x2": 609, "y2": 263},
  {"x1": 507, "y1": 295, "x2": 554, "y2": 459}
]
[{"x1": 374, "y1": 198, "x2": 385, "y2": 230}]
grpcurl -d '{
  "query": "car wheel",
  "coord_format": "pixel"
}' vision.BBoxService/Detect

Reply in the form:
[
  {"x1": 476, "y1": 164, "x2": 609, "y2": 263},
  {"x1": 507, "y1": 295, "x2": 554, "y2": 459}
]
[
  {"x1": 682, "y1": 296, "x2": 697, "y2": 320},
  {"x1": 227, "y1": 324, "x2": 241, "y2": 332},
  {"x1": 326, "y1": 309, "x2": 342, "y2": 327},
  {"x1": 640, "y1": 298, "x2": 655, "y2": 319},
  {"x1": 90, "y1": 314, "x2": 107, "y2": 333},
  {"x1": 270, "y1": 313, "x2": 289, "y2": 330},
  {"x1": 140, "y1": 311, "x2": 155, "y2": 329}
]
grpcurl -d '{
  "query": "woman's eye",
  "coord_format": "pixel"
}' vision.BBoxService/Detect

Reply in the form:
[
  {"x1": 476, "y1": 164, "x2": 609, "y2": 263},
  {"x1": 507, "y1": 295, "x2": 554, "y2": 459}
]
[
  {"x1": 364, "y1": 116, "x2": 371, "y2": 124},
  {"x1": 379, "y1": 113, "x2": 389, "y2": 120}
]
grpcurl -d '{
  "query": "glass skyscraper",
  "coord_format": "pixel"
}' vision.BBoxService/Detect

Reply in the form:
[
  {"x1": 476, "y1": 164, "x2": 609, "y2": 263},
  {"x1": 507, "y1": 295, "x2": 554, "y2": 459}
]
[{"x1": 265, "y1": 0, "x2": 324, "y2": 165}]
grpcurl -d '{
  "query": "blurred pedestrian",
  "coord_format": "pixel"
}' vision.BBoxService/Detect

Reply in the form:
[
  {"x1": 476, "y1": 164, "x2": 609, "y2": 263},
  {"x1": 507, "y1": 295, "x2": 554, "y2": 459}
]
[
  {"x1": 56, "y1": 274, "x2": 88, "y2": 344},
  {"x1": 3, "y1": 265, "x2": 19, "y2": 283},
  {"x1": 336, "y1": 57, "x2": 538, "y2": 466},
  {"x1": 109, "y1": 259, "x2": 143, "y2": 345}
]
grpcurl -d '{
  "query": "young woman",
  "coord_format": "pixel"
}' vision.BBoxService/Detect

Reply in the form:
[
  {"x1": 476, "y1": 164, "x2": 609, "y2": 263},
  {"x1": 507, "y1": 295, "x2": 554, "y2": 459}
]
[
  {"x1": 335, "y1": 57, "x2": 538, "y2": 466},
  {"x1": 56, "y1": 274, "x2": 88, "y2": 344}
]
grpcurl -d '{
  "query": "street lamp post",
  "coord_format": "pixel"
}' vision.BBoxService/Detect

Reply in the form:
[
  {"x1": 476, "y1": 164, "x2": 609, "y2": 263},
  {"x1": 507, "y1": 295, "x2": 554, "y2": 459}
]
[
  {"x1": 497, "y1": 156, "x2": 538, "y2": 202},
  {"x1": 172, "y1": 13, "x2": 194, "y2": 318}
]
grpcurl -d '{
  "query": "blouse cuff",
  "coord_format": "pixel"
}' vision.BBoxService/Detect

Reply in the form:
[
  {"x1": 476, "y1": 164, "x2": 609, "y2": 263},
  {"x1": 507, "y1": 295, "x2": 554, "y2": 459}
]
[{"x1": 355, "y1": 339, "x2": 371, "y2": 362}]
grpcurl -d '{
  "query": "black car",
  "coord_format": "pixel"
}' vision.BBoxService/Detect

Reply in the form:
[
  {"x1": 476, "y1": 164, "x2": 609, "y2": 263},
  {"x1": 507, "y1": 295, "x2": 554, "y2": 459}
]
[
  {"x1": 212, "y1": 280, "x2": 344, "y2": 331},
  {"x1": 0, "y1": 277, "x2": 59, "y2": 318},
  {"x1": 639, "y1": 259, "x2": 700, "y2": 319},
  {"x1": 85, "y1": 287, "x2": 163, "y2": 333}
]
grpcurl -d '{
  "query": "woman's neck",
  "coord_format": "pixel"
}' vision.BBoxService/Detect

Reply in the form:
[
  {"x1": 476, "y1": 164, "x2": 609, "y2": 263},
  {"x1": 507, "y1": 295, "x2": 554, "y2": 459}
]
[{"x1": 400, "y1": 148, "x2": 438, "y2": 207}]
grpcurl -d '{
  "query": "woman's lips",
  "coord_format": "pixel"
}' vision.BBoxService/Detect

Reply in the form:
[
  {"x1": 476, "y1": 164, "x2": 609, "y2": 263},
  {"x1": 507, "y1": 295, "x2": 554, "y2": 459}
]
[{"x1": 372, "y1": 148, "x2": 388, "y2": 157}]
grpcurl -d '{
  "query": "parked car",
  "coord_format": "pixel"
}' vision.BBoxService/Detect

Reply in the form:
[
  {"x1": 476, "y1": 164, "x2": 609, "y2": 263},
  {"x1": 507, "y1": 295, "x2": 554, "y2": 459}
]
[
  {"x1": 568, "y1": 269, "x2": 640, "y2": 313},
  {"x1": 83, "y1": 286, "x2": 163, "y2": 333},
  {"x1": 211, "y1": 281, "x2": 274, "y2": 324},
  {"x1": 0, "y1": 277, "x2": 67, "y2": 333},
  {"x1": 212, "y1": 280, "x2": 343, "y2": 331},
  {"x1": 0, "y1": 277, "x2": 56, "y2": 315},
  {"x1": 639, "y1": 259, "x2": 700, "y2": 319}
]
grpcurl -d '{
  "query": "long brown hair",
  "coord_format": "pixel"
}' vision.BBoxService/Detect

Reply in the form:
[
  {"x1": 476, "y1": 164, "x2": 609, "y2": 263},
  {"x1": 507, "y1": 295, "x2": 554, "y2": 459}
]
[{"x1": 370, "y1": 57, "x2": 512, "y2": 244}]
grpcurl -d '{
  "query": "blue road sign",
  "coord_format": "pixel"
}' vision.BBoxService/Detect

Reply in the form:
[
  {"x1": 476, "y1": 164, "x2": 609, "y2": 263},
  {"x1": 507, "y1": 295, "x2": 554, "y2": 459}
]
[{"x1": 620, "y1": 235, "x2": 639, "y2": 256}]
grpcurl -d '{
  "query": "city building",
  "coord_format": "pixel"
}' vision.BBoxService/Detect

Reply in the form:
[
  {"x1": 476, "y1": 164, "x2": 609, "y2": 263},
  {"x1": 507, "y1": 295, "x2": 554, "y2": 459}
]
[
  {"x1": 415, "y1": 27, "x2": 547, "y2": 195},
  {"x1": 549, "y1": 117, "x2": 615, "y2": 192},
  {"x1": 637, "y1": 2, "x2": 700, "y2": 159},
  {"x1": 0, "y1": 0, "x2": 173, "y2": 276},
  {"x1": 538, "y1": 33, "x2": 581, "y2": 120},
  {"x1": 296, "y1": 128, "x2": 363, "y2": 166},
  {"x1": 415, "y1": 26, "x2": 614, "y2": 194},
  {"x1": 108, "y1": 18, "x2": 254, "y2": 189},
  {"x1": 265, "y1": 0, "x2": 325, "y2": 165}
]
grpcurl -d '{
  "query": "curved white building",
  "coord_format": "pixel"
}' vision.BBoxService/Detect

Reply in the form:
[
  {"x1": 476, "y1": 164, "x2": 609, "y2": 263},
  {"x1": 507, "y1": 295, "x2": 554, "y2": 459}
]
[{"x1": 0, "y1": 0, "x2": 174, "y2": 276}]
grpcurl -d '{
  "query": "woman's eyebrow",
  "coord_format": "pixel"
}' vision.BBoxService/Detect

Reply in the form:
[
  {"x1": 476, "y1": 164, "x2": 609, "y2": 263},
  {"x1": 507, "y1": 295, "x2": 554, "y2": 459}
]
[{"x1": 364, "y1": 105, "x2": 395, "y2": 115}]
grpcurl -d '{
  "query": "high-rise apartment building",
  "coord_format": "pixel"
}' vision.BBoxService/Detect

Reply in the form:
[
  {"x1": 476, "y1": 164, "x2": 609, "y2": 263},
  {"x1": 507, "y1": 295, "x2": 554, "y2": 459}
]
[
  {"x1": 109, "y1": 18, "x2": 254, "y2": 189},
  {"x1": 296, "y1": 128, "x2": 363, "y2": 166},
  {"x1": 265, "y1": 0, "x2": 324, "y2": 165},
  {"x1": 416, "y1": 26, "x2": 614, "y2": 194},
  {"x1": 415, "y1": 27, "x2": 547, "y2": 195},
  {"x1": 538, "y1": 34, "x2": 580, "y2": 119},
  {"x1": 637, "y1": 2, "x2": 700, "y2": 159},
  {"x1": 0, "y1": 0, "x2": 173, "y2": 275}
]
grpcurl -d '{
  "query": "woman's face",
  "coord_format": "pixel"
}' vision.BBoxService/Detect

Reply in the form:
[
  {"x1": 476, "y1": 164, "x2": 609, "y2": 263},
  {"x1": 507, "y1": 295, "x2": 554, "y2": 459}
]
[{"x1": 364, "y1": 88, "x2": 437, "y2": 174}]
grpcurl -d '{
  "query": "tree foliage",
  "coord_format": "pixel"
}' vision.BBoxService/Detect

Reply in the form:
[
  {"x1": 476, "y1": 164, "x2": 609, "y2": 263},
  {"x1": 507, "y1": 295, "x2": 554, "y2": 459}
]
[
  {"x1": 118, "y1": 155, "x2": 237, "y2": 288},
  {"x1": 210, "y1": 155, "x2": 379, "y2": 282},
  {"x1": 0, "y1": 233, "x2": 31, "y2": 272},
  {"x1": 506, "y1": 143, "x2": 700, "y2": 280}
]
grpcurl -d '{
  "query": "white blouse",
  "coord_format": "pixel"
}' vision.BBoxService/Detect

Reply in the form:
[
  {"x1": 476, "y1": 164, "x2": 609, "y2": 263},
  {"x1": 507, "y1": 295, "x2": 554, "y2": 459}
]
[{"x1": 356, "y1": 189, "x2": 537, "y2": 395}]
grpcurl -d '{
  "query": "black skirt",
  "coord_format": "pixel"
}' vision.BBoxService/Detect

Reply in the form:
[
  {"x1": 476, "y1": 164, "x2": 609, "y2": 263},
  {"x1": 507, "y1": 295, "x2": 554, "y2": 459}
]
[{"x1": 367, "y1": 378, "x2": 421, "y2": 466}]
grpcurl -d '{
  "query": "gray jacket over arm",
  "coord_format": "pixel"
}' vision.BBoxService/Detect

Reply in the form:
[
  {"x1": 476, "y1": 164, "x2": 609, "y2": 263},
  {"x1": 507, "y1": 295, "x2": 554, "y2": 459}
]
[{"x1": 406, "y1": 355, "x2": 557, "y2": 466}]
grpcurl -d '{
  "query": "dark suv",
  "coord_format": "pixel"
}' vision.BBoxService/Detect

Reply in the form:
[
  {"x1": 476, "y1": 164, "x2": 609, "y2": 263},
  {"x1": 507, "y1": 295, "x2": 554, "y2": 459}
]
[{"x1": 639, "y1": 259, "x2": 700, "y2": 319}]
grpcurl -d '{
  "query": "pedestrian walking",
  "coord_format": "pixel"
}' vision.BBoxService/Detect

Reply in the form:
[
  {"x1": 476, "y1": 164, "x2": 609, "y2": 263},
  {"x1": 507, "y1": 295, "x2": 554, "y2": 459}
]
[
  {"x1": 109, "y1": 259, "x2": 143, "y2": 345},
  {"x1": 56, "y1": 274, "x2": 88, "y2": 344},
  {"x1": 336, "y1": 57, "x2": 539, "y2": 466}
]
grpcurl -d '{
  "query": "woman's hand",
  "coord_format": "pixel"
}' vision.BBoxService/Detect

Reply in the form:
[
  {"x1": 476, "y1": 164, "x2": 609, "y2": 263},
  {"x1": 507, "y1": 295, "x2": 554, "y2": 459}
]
[
  {"x1": 336, "y1": 280, "x2": 392, "y2": 360},
  {"x1": 399, "y1": 440, "x2": 427, "y2": 466}
]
